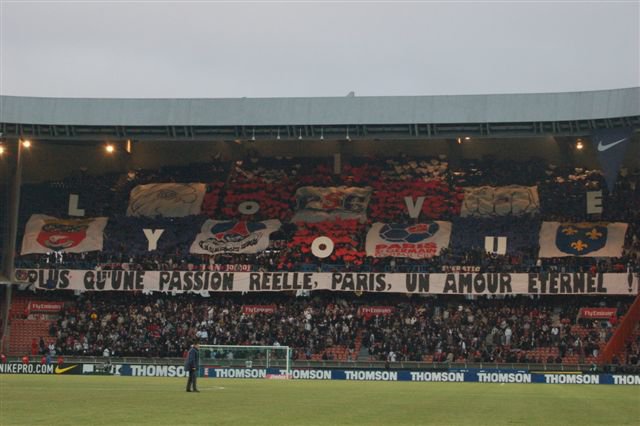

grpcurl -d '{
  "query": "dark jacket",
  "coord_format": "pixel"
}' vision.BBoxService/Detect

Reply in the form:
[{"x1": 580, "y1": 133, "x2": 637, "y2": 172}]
[{"x1": 185, "y1": 347, "x2": 199, "y2": 370}]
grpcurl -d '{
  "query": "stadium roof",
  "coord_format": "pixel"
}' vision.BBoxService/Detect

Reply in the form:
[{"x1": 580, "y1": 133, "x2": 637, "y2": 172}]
[{"x1": 1, "y1": 88, "x2": 639, "y2": 141}]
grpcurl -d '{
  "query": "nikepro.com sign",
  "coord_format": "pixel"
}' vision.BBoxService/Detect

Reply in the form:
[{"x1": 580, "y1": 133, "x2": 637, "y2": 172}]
[{"x1": 0, "y1": 363, "x2": 81, "y2": 375}]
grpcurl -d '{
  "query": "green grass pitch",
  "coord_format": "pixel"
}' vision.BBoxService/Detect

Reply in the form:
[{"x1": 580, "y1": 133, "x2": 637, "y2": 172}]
[{"x1": 1, "y1": 375, "x2": 638, "y2": 425}]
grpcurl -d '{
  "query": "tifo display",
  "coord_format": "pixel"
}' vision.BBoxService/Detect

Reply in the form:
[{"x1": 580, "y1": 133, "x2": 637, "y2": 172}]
[{"x1": 12, "y1": 156, "x2": 640, "y2": 276}]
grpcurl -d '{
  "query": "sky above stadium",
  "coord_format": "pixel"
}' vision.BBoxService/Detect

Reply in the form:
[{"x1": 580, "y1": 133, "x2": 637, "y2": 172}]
[{"x1": 1, "y1": 1, "x2": 638, "y2": 99}]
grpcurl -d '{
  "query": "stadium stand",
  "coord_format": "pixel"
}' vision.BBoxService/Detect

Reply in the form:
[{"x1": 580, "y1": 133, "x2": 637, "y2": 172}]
[
  {"x1": 2, "y1": 155, "x2": 638, "y2": 370},
  {"x1": 5, "y1": 290, "x2": 635, "y2": 368}
]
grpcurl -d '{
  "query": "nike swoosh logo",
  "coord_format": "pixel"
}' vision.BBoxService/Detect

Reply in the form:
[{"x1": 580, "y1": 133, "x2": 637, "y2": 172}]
[
  {"x1": 55, "y1": 365, "x2": 77, "y2": 374},
  {"x1": 597, "y1": 138, "x2": 627, "y2": 152}
]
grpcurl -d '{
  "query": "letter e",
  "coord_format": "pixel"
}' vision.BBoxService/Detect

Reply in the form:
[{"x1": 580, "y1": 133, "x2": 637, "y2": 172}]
[{"x1": 586, "y1": 191, "x2": 603, "y2": 215}]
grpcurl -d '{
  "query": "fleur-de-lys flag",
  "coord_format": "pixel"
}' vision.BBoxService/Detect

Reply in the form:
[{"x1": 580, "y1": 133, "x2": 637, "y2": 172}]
[
  {"x1": 538, "y1": 222, "x2": 628, "y2": 258},
  {"x1": 21, "y1": 214, "x2": 109, "y2": 254}
]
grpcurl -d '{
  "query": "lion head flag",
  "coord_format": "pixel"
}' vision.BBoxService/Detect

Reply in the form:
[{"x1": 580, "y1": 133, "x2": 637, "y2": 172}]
[
  {"x1": 21, "y1": 214, "x2": 108, "y2": 254},
  {"x1": 292, "y1": 186, "x2": 372, "y2": 223},
  {"x1": 127, "y1": 183, "x2": 206, "y2": 217},
  {"x1": 460, "y1": 186, "x2": 540, "y2": 217},
  {"x1": 538, "y1": 222, "x2": 628, "y2": 258},
  {"x1": 190, "y1": 219, "x2": 281, "y2": 255},
  {"x1": 365, "y1": 221, "x2": 452, "y2": 259}
]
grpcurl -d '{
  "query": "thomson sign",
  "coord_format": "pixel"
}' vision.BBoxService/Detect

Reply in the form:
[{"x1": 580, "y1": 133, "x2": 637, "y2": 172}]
[
  {"x1": 201, "y1": 367, "x2": 640, "y2": 385},
  {"x1": 8, "y1": 362, "x2": 638, "y2": 385},
  {"x1": 83, "y1": 364, "x2": 189, "y2": 377}
]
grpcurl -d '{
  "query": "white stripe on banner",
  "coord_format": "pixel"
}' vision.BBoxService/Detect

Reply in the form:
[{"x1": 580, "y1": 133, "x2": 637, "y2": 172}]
[{"x1": 13, "y1": 269, "x2": 639, "y2": 296}]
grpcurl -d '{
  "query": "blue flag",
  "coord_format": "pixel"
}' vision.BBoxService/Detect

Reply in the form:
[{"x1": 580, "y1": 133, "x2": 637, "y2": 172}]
[{"x1": 450, "y1": 217, "x2": 541, "y2": 256}]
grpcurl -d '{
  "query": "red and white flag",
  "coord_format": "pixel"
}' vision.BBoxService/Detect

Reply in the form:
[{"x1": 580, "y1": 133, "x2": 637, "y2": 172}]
[{"x1": 21, "y1": 214, "x2": 108, "y2": 254}]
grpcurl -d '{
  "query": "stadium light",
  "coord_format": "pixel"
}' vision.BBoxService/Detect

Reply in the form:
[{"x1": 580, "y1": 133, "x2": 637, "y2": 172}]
[
  {"x1": 576, "y1": 139, "x2": 584, "y2": 150},
  {"x1": 105, "y1": 144, "x2": 115, "y2": 154},
  {"x1": 464, "y1": 136, "x2": 471, "y2": 141},
  {"x1": 21, "y1": 139, "x2": 31, "y2": 148}
]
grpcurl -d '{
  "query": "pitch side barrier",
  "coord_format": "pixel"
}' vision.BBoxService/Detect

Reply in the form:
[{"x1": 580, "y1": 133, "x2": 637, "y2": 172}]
[
  {"x1": 202, "y1": 367, "x2": 640, "y2": 385},
  {"x1": 6, "y1": 361, "x2": 637, "y2": 385}
]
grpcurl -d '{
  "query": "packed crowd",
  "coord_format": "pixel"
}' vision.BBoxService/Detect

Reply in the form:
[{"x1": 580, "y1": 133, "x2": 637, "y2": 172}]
[
  {"x1": 46, "y1": 292, "x2": 359, "y2": 359},
  {"x1": 31, "y1": 291, "x2": 637, "y2": 366},
  {"x1": 14, "y1": 155, "x2": 640, "y2": 274},
  {"x1": 362, "y1": 295, "x2": 629, "y2": 365}
]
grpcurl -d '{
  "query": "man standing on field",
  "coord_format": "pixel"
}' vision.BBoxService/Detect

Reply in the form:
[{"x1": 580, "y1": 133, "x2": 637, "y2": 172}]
[{"x1": 185, "y1": 343, "x2": 200, "y2": 392}]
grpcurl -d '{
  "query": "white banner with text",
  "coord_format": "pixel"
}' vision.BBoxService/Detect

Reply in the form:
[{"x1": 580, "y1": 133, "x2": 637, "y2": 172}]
[{"x1": 13, "y1": 269, "x2": 638, "y2": 296}]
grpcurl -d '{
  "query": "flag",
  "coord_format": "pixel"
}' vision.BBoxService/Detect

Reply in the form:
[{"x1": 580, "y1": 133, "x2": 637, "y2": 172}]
[
  {"x1": 590, "y1": 127, "x2": 633, "y2": 193},
  {"x1": 460, "y1": 186, "x2": 539, "y2": 217},
  {"x1": 21, "y1": 214, "x2": 108, "y2": 254},
  {"x1": 538, "y1": 222, "x2": 628, "y2": 258},
  {"x1": 365, "y1": 221, "x2": 451, "y2": 259},
  {"x1": 449, "y1": 217, "x2": 541, "y2": 255},
  {"x1": 292, "y1": 186, "x2": 372, "y2": 223},
  {"x1": 126, "y1": 183, "x2": 206, "y2": 217},
  {"x1": 190, "y1": 219, "x2": 281, "y2": 255}
]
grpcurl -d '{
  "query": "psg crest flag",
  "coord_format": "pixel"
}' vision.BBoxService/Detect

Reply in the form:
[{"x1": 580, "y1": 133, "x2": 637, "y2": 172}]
[
  {"x1": 365, "y1": 221, "x2": 452, "y2": 259},
  {"x1": 190, "y1": 219, "x2": 281, "y2": 254},
  {"x1": 590, "y1": 128, "x2": 633, "y2": 193}
]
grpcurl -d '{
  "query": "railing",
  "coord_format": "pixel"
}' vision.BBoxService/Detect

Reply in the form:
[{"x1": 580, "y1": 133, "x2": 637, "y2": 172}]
[{"x1": 600, "y1": 293, "x2": 640, "y2": 363}]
